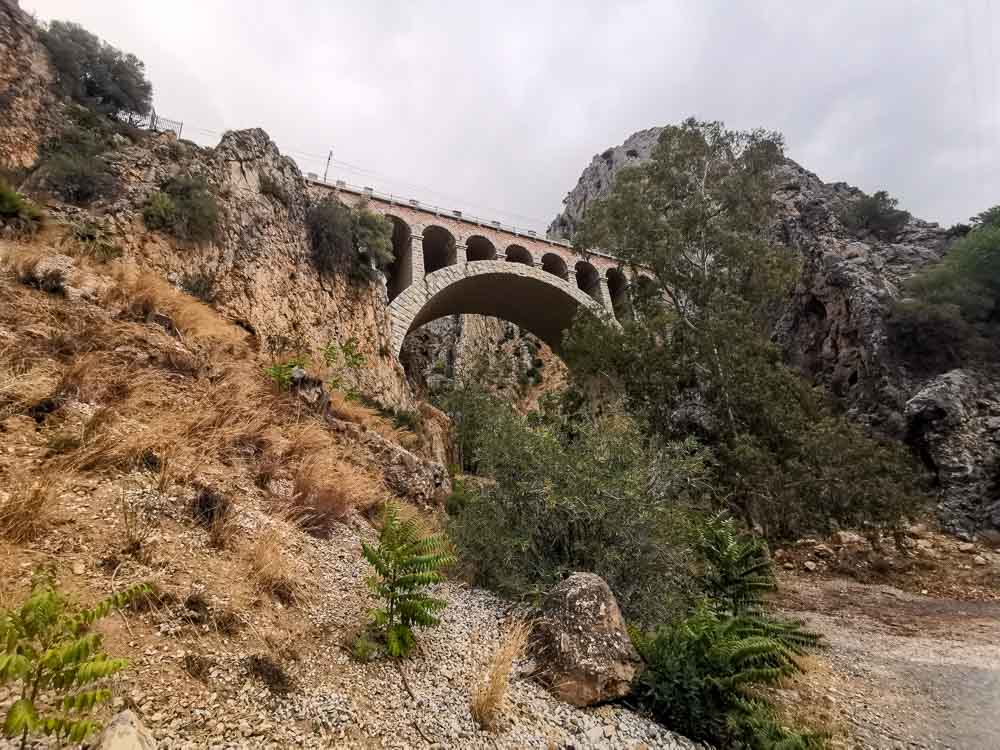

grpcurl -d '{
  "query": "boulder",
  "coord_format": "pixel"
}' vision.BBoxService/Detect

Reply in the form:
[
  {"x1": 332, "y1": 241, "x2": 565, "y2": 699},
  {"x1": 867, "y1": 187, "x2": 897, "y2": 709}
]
[
  {"x1": 532, "y1": 572, "x2": 641, "y2": 707},
  {"x1": 96, "y1": 710, "x2": 157, "y2": 750}
]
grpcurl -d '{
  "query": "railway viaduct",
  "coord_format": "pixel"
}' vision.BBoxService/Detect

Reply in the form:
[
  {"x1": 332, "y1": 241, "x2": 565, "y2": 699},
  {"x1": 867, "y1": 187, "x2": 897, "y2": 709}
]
[{"x1": 307, "y1": 180, "x2": 644, "y2": 356}]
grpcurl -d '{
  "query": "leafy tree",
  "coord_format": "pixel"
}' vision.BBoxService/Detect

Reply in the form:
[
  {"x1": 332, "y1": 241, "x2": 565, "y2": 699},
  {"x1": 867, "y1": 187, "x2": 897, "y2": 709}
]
[
  {"x1": 39, "y1": 21, "x2": 152, "y2": 117},
  {"x1": 307, "y1": 198, "x2": 393, "y2": 280},
  {"x1": 565, "y1": 119, "x2": 924, "y2": 538},
  {"x1": 443, "y1": 383, "x2": 710, "y2": 625},
  {"x1": 362, "y1": 502, "x2": 453, "y2": 658},
  {"x1": 839, "y1": 190, "x2": 911, "y2": 241},
  {"x1": 890, "y1": 209, "x2": 1000, "y2": 371},
  {"x1": 1, "y1": 572, "x2": 149, "y2": 747}
]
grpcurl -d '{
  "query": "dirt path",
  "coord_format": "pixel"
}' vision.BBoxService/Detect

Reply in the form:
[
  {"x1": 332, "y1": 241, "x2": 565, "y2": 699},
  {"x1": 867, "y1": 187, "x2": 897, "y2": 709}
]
[{"x1": 777, "y1": 575, "x2": 1000, "y2": 749}]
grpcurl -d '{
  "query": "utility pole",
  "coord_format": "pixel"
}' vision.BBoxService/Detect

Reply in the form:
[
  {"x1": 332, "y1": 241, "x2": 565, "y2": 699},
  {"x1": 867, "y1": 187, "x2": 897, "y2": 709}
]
[{"x1": 323, "y1": 150, "x2": 332, "y2": 183}]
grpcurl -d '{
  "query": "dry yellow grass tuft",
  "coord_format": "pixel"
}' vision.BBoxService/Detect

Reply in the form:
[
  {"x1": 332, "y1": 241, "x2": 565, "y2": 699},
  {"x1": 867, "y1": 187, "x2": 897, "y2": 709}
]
[
  {"x1": 327, "y1": 390, "x2": 417, "y2": 449},
  {"x1": 0, "y1": 475, "x2": 58, "y2": 543},
  {"x1": 292, "y1": 449, "x2": 383, "y2": 534},
  {"x1": 244, "y1": 525, "x2": 300, "y2": 606},
  {"x1": 470, "y1": 620, "x2": 531, "y2": 732},
  {"x1": 107, "y1": 266, "x2": 244, "y2": 348}
]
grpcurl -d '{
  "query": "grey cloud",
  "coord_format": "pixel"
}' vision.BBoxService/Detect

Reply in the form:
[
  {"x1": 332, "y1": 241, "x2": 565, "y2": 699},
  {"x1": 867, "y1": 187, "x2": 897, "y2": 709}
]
[{"x1": 26, "y1": 0, "x2": 1000, "y2": 227}]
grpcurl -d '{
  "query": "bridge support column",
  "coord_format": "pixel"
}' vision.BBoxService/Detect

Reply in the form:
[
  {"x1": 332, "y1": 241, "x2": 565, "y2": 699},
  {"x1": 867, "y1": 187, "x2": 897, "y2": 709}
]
[
  {"x1": 456, "y1": 243, "x2": 468, "y2": 267},
  {"x1": 597, "y1": 277, "x2": 615, "y2": 316},
  {"x1": 409, "y1": 235, "x2": 425, "y2": 283}
]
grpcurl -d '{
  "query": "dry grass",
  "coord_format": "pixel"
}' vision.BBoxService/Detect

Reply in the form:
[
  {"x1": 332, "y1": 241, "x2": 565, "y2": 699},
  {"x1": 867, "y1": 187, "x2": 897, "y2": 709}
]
[
  {"x1": 8, "y1": 249, "x2": 68, "y2": 293},
  {"x1": 327, "y1": 390, "x2": 417, "y2": 448},
  {"x1": 118, "y1": 487, "x2": 154, "y2": 558},
  {"x1": 0, "y1": 351, "x2": 63, "y2": 419},
  {"x1": 292, "y1": 449, "x2": 383, "y2": 535},
  {"x1": 0, "y1": 474, "x2": 58, "y2": 543},
  {"x1": 107, "y1": 267, "x2": 244, "y2": 348},
  {"x1": 244, "y1": 525, "x2": 300, "y2": 606},
  {"x1": 470, "y1": 620, "x2": 531, "y2": 732}
]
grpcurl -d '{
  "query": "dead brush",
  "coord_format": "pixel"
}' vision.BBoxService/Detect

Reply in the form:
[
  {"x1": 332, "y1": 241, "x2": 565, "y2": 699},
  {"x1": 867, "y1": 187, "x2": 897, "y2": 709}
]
[
  {"x1": 0, "y1": 474, "x2": 58, "y2": 543},
  {"x1": 327, "y1": 390, "x2": 417, "y2": 448},
  {"x1": 292, "y1": 449, "x2": 383, "y2": 535},
  {"x1": 470, "y1": 621, "x2": 531, "y2": 732},
  {"x1": 117, "y1": 487, "x2": 154, "y2": 560},
  {"x1": 107, "y1": 267, "x2": 244, "y2": 348},
  {"x1": 0, "y1": 353, "x2": 63, "y2": 421},
  {"x1": 244, "y1": 525, "x2": 300, "y2": 606}
]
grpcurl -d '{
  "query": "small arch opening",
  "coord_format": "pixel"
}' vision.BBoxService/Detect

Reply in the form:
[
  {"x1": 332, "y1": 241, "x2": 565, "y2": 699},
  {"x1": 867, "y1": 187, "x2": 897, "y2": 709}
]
[
  {"x1": 466, "y1": 235, "x2": 496, "y2": 262},
  {"x1": 422, "y1": 225, "x2": 456, "y2": 274},
  {"x1": 505, "y1": 244, "x2": 533, "y2": 266},
  {"x1": 385, "y1": 216, "x2": 412, "y2": 301},
  {"x1": 541, "y1": 252, "x2": 569, "y2": 281},
  {"x1": 607, "y1": 268, "x2": 632, "y2": 322},
  {"x1": 575, "y1": 261, "x2": 601, "y2": 301}
]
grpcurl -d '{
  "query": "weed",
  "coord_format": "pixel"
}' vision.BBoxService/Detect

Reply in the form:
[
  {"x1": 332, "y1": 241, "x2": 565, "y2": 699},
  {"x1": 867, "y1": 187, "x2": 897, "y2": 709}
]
[
  {"x1": 0, "y1": 475, "x2": 57, "y2": 543},
  {"x1": 471, "y1": 621, "x2": 530, "y2": 731}
]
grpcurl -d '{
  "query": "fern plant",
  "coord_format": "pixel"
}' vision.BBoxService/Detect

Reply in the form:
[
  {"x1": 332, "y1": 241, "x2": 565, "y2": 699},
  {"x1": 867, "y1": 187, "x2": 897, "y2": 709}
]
[
  {"x1": 632, "y1": 605, "x2": 825, "y2": 749},
  {"x1": 362, "y1": 503, "x2": 453, "y2": 657},
  {"x1": 699, "y1": 512, "x2": 776, "y2": 615},
  {"x1": 0, "y1": 572, "x2": 150, "y2": 747}
]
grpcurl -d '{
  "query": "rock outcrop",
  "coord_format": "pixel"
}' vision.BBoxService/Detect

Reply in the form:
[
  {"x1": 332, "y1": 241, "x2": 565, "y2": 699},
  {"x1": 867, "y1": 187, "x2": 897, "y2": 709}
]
[
  {"x1": 549, "y1": 126, "x2": 999, "y2": 534},
  {"x1": 96, "y1": 710, "x2": 157, "y2": 750},
  {"x1": 532, "y1": 572, "x2": 642, "y2": 707},
  {"x1": 0, "y1": 0, "x2": 61, "y2": 168}
]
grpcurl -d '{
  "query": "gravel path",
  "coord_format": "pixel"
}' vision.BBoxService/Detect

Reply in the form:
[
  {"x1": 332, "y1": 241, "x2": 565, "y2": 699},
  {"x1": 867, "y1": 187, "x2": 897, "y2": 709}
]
[{"x1": 778, "y1": 575, "x2": 1000, "y2": 749}]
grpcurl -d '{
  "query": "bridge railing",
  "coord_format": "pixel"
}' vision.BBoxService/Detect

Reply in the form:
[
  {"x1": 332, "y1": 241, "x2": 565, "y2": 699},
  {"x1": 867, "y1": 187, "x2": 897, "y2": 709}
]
[{"x1": 304, "y1": 175, "x2": 620, "y2": 262}]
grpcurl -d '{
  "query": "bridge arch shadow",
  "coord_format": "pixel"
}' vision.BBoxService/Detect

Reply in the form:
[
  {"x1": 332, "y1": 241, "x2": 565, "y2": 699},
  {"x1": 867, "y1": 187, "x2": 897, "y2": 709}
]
[{"x1": 389, "y1": 261, "x2": 611, "y2": 356}]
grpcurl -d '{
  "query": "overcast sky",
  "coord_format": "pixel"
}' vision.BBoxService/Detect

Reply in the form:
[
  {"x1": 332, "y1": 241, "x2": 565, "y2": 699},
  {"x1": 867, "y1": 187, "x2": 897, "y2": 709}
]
[{"x1": 24, "y1": 0, "x2": 1000, "y2": 231}]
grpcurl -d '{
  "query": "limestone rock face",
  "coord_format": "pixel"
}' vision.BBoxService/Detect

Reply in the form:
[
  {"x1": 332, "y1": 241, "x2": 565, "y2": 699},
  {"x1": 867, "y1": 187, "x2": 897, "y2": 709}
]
[
  {"x1": 533, "y1": 572, "x2": 642, "y2": 707},
  {"x1": 96, "y1": 710, "x2": 157, "y2": 750},
  {"x1": 905, "y1": 370, "x2": 1000, "y2": 535},
  {"x1": 84, "y1": 127, "x2": 415, "y2": 408},
  {"x1": 0, "y1": 0, "x2": 61, "y2": 168},
  {"x1": 548, "y1": 126, "x2": 1000, "y2": 534}
]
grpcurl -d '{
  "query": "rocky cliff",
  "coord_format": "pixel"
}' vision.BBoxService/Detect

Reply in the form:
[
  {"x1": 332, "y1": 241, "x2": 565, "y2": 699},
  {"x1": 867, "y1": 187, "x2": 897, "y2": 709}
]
[{"x1": 549, "y1": 126, "x2": 999, "y2": 536}]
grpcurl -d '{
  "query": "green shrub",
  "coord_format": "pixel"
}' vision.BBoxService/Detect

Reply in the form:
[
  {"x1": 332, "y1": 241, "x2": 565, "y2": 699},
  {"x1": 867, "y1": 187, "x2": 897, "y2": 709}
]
[
  {"x1": 887, "y1": 299, "x2": 975, "y2": 373},
  {"x1": 0, "y1": 179, "x2": 42, "y2": 236},
  {"x1": 0, "y1": 572, "x2": 149, "y2": 746},
  {"x1": 265, "y1": 357, "x2": 308, "y2": 391},
  {"x1": 362, "y1": 502, "x2": 453, "y2": 658},
  {"x1": 143, "y1": 176, "x2": 218, "y2": 243},
  {"x1": 307, "y1": 198, "x2": 393, "y2": 280},
  {"x1": 839, "y1": 190, "x2": 910, "y2": 241},
  {"x1": 41, "y1": 152, "x2": 117, "y2": 206},
  {"x1": 632, "y1": 606, "x2": 825, "y2": 750},
  {"x1": 142, "y1": 191, "x2": 176, "y2": 230},
  {"x1": 39, "y1": 21, "x2": 151, "y2": 117},
  {"x1": 632, "y1": 516, "x2": 822, "y2": 748},
  {"x1": 444, "y1": 386, "x2": 709, "y2": 625},
  {"x1": 66, "y1": 220, "x2": 121, "y2": 262}
]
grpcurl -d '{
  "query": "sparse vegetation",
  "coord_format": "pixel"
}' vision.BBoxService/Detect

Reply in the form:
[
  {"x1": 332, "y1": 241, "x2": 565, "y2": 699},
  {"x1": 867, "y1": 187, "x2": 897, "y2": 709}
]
[
  {"x1": 292, "y1": 450, "x2": 383, "y2": 535},
  {"x1": 0, "y1": 572, "x2": 149, "y2": 747},
  {"x1": 362, "y1": 502, "x2": 453, "y2": 658},
  {"x1": 307, "y1": 197, "x2": 393, "y2": 280},
  {"x1": 143, "y1": 175, "x2": 219, "y2": 243},
  {"x1": 65, "y1": 220, "x2": 122, "y2": 262},
  {"x1": 0, "y1": 476, "x2": 57, "y2": 544},
  {"x1": 264, "y1": 356, "x2": 308, "y2": 391},
  {"x1": 470, "y1": 620, "x2": 530, "y2": 731},
  {"x1": 0, "y1": 179, "x2": 43, "y2": 237},
  {"x1": 244, "y1": 527, "x2": 299, "y2": 606},
  {"x1": 838, "y1": 189, "x2": 911, "y2": 241}
]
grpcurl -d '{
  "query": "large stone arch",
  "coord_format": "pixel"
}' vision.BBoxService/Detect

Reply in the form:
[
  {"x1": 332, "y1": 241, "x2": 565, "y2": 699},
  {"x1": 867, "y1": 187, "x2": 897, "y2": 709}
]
[{"x1": 388, "y1": 261, "x2": 611, "y2": 356}]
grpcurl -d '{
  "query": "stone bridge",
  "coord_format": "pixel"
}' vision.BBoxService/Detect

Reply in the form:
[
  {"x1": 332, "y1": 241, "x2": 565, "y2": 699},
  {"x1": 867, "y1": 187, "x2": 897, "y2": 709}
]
[{"x1": 307, "y1": 180, "x2": 643, "y2": 355}]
